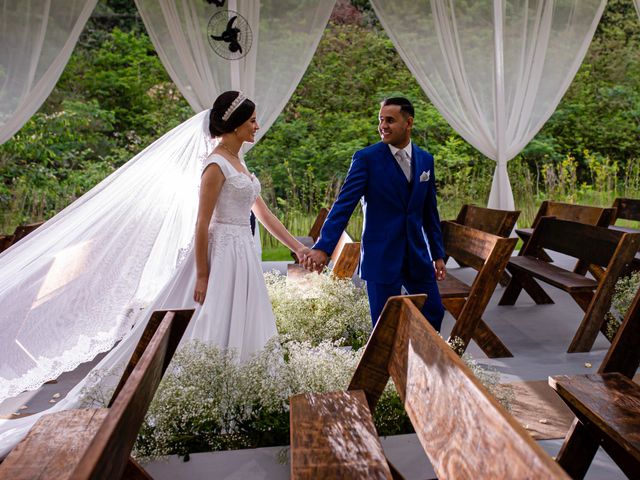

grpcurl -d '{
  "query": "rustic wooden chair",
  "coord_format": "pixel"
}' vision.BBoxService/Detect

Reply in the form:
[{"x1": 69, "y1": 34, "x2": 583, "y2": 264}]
[
  {"x1": 438, "y1": 221, "x2": 517, "y2": 358},
  {"x1": 291, "y1": 207, "x2": 329, "y2": 263},
  {"x1": 290, "y1": 296, "x2": 569, "y2": 479},
  {"x1": 499, "y1": 217, "x2": 640, "y2": 352},
  {"x1": 288, "y1": 230, "x2": 360, "y2": 280},
  {"x1": 0, "y1": 309, "x2": 195, "y2": 480},
  {"x1": 549, "y1": 285, "x2": 640, "y2": 479}
]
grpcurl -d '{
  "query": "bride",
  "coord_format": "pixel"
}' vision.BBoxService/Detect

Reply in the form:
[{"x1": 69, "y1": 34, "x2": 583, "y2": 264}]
[
  {"x1": 0, "y1": 91, "x2": 307, "y2": 455},
  {"x1": 161, "y1": 90, "x2": 310, "y2": 362}
]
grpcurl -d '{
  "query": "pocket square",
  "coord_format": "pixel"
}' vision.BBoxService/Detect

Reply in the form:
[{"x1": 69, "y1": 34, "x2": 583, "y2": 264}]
[{"x1": 420, "y1": 170, "x2": 430, "y2": 182}]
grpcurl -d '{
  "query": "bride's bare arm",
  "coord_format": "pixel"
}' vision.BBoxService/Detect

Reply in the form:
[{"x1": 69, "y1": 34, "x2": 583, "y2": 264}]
[
  {"x1": 194, "y1": 164, "x2": 225, "y2": 304},
  {"x1": 252, "y1": 196, "x2": 309, "y2": 261}
]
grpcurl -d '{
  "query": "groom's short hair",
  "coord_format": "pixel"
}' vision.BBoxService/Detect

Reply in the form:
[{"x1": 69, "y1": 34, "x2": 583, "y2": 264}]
[{"x1": 381, "y1": 97, "x2": 414, "y2": 119}]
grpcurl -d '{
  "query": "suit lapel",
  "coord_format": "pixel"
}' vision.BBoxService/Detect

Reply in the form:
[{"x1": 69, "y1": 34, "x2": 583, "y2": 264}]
[{"x1": 408, "y1": 145, "x2": 423, "y2": 208}]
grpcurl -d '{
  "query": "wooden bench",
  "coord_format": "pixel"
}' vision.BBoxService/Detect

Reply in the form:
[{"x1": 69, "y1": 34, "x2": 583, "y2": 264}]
[
  {"x1": 290, "y1": 296, "x2": 569, "y2": 479},
  {"x1": 452, "y1": 203, "x2": 520, "y2": 238},
  {"x1": 610, "y1": 197, "x2": 640, "y2": 229},
  {"x1": 0, "y1": 309, "x2": 195, "y2": 480},
  {"x1": 499, "y1": 217, "x2": 640, "y2": 352},
  {"x1": 288, "y1": 230, "x2": 360, "y2": 280},
  {"x1": 449, "y1": 204, "x2": 520, "y2": 284},
  {"x1": 0, "y1": 234, "x2": 13, "y2": 253},
  {"x1": 438, "y1": 221, "x2": 517, "y2": 358},
  {"x1": 515, "y1": 201, "x2": 615, "y2": 272},
  {"x1": 0, "y1": 221, "x2": 45, "y2": 253},
  {"x1": 549, "y1": 284, "x2": 640, "y2": 479},
  {"x1": 291, "y1": 207, "x2": 329, "y2": 263}
]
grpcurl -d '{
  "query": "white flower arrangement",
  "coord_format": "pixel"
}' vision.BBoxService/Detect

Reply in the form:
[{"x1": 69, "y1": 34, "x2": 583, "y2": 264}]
[
  {"x1": 79, "y1": 273, "x2": 516, "y2": 460},
  {"x1": 265, "y1": 271, "x2": 371, "y2": 349}
]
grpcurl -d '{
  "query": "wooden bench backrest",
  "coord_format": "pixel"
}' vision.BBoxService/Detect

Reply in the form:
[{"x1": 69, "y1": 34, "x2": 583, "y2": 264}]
[
  {"x1": 530, "y1": 217, "x2": 639, "y2": 268},
  {"x1": 349, "y1": 296, "x2": 568, "y2": 479},
  {"x1": 600, "y1": 286, "x2": 640, "y2": 379},
  {"x1": 12, "y1": 221, "x2": 44, "y2": 243},
  {"x1": 611, "y1": 197, "x2": 640, "y2": 223},
  {"x1": 455, "y1": 204, "x2": 520, "y2": 238},
  {"x1": 308, "y1": 207, "x2": 329, "y2": 241},
  {"x1": 0, "y1": 234, "x2": 14, "y2": 253},
  {"x1": 329, "y1": 231, "x2": 359, "y2": 279},
  {"x1": 533, "y1": 201, "x2": 614, "y2": 229},
  {"x1": 70, "y1": 309, "x2": 194, "y2": 480},
  {"x1": 442, "y1": 221, "x2": 517, "y2": 347},
  {"x1": 442, "y1": 221, "x2": 516, "y2": 272}
]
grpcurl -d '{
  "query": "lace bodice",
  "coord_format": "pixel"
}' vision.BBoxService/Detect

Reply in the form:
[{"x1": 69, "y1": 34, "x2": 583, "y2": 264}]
[{"x1": 202, "y1": 154, "x2": 261, "y2": 228}]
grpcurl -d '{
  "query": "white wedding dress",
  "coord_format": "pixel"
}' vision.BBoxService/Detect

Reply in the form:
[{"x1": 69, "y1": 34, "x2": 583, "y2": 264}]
[{"x1": 159, "y1": 153, "x2": 277, "y2": 362}]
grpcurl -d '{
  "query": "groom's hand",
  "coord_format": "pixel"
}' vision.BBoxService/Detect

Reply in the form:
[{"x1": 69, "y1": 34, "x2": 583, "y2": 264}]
[
  {"x1": 434, "y1": 258, "x2": 446, "y2": 281},
  {"x1": 304, "y1": 249, "x2": 328, "y2": 273}
]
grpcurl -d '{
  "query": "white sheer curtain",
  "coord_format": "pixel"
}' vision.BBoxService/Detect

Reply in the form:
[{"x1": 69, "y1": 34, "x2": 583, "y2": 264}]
[
  {"x1": 135, "y1": 0, "x2": 335, "y2": 147},
  {"x1": 371, "y1": 0, "x2": 605, "y2": 209},
  {"x1": 0, "y1": 0, "x2": 98, "y2": 144},
  {"x1": 635, "y1": 0, "x2": 640, "y2": 20},
  {"x1": 135, "y1": 0, "x2": 334, "y2": 254}
]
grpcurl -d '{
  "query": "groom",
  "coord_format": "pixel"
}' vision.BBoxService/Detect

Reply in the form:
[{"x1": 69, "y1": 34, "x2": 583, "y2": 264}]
[{"x1": 304, "y1": 97, "x2": 447, "y2": 330}]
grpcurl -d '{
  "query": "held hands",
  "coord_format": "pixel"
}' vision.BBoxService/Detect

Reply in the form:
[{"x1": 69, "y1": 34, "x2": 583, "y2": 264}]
[
  {"x1": 303, "y1": 248, "x2": 328, "y2": 273},
  {"x1": 294, "y1": 246, "x2": 312, "y2": 264},
  {"x1": 434, "y1": 258, "x2": 447, "y2": 281},
  {"x1": 194, "y1": 276, "x2": 208, "y2": 304}
]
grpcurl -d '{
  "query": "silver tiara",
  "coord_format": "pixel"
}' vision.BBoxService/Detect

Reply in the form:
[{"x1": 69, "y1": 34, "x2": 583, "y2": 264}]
[{"x1": 221, "y1": 92, "x2": 247, "y2": 122}]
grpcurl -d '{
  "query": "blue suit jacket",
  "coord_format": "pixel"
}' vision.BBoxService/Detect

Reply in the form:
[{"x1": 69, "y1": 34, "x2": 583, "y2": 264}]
[{"x1": 314, "y1": 141, "x2": 445, "y2": 283}]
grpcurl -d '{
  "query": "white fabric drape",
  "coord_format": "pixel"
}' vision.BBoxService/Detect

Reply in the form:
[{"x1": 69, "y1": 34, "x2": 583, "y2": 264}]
[
  {"x1": 635, "y1": 0, "x2": 640, "y2": 20},
  {"x1": 0, "y1": 111, "x2": 212, "y2": 456},
  {"x1": 0, "y1": 0, "x2": 98, "y2": 144},
  {"x1": 135, "y1": 0, "x2": 335, "y2": 147},
  {"x1": 371, "y1": 0, "x2": 605, "y2": 209},
  {"x1": 135, "y1": 0, "x2": 334, "y2": 254},
  {"x1": 0, "y1": 112, "x2": 211, "y2": 402}
]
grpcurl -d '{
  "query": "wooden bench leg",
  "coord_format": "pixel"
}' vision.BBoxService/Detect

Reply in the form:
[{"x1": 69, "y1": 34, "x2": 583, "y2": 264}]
[
  {"x1": 499, "y1": 271, "x2": 511, "y2": 287},
  {"x1": 472, "y1": 319, "x2": 513, "y2": 358},
  {"x1": 123, "y1": 457, "x2": 153, "y2": 479},
  {"x1": 556, "y1": 418, "x2": 600, "y2": 480},
  {"x1": 445, "y1": 299, "x2": 513, "y2": 358},
  {"x1": 570, "y1": 292, "x2": 611, "y2": 341},
  {"x1": 499, "y1": 269, "x2": 554, "y2": 306}
]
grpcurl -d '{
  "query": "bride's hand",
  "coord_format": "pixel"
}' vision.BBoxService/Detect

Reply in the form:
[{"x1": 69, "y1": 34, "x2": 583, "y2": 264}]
[
  {"x1": 295, "y1": 246, "x2": 311, "y2": 263},
  {"x1": 194, "y1": 276, "x2": 208, "y2": 304}
]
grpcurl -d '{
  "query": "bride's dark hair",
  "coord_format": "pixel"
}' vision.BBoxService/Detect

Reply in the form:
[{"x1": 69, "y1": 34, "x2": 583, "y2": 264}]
[{"x1": 209, "y1": 91, "x2": 256, "y2": 137}]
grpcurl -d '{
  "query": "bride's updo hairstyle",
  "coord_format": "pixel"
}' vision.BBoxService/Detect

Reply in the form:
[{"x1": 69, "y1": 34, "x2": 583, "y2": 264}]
[{"x1": 209, "y1": 91, "x2": 256, "y2": 137}]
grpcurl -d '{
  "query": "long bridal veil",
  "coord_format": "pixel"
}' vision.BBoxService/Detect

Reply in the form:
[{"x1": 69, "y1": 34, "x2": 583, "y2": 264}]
[{"x1": 0, "y1": 111, "x2": 216, "y2": 455}]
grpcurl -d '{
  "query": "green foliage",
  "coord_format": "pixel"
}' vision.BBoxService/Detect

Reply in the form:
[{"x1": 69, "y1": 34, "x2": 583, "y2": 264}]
[
  {"x1": 2, "y1": 0, "x2": 640, "y2": 241},
  {"x1": 605, "y1": 271, "x2": 640, "y2": 341}
]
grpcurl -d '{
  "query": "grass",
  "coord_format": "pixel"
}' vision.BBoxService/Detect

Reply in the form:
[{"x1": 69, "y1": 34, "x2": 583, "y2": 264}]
[{"x1": 262, "y1": 245, "x2": 293, "y2": 261}]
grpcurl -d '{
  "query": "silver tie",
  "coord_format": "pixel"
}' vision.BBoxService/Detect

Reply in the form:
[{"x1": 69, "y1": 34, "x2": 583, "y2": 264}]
[{"x1": 396, "y1": 149, "x2": 411, "y2": 181}]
